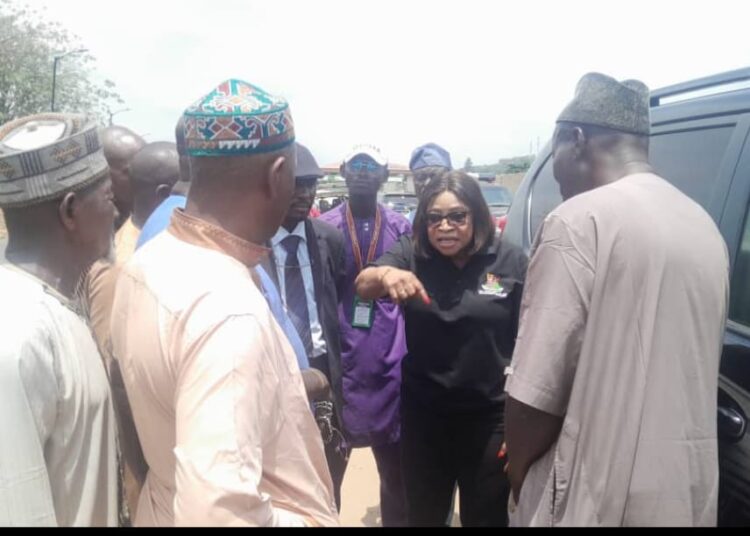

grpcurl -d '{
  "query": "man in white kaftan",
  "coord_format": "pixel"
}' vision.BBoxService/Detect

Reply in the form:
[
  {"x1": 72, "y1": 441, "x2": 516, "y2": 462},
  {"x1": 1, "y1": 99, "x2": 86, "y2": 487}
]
[{"x1": 0, "y1": 113, "x2": 119, "y2": 526}]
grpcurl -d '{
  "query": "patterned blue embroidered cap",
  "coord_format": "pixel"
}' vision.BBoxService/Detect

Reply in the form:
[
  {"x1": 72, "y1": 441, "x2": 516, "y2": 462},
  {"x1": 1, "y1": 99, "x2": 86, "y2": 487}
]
[
  {"x1": 409, "y1": 143, "x2": 452, "y2": 172},
  {"x1": 0, "y1": 113, "x2": 108, "y2": 208},
  {"x1": 183, "y1": 79, "x2": 295, "y2": 157}
]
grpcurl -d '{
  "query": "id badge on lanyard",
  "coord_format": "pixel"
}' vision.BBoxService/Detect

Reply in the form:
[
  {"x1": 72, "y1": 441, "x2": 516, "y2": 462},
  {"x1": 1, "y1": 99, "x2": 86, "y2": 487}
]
[
  {"x1": 346, "y1": 204, "x2": 383, "y2": 330},
  {"x1": 352, "y1": 296, "x2": 375, "y2": 329}
]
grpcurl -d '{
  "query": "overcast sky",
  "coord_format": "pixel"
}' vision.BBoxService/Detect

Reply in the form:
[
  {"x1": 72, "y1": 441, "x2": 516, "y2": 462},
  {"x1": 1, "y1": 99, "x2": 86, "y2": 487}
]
[{"x1": 18, "y1": 0, "x2": 750, "y2": 167}]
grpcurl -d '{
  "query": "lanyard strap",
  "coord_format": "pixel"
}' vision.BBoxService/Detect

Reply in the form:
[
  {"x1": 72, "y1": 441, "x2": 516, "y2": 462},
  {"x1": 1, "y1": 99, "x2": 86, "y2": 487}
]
[{"x1": 345, "y1": 203, "x2": 383, "y2": 273}]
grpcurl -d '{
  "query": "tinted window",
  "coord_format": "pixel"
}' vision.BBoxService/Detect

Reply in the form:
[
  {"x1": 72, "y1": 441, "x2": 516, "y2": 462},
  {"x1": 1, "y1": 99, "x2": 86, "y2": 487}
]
[
  {"x1": 480, "y1": 186, "x2": 513, "y2": 206},
  {"x1": 530, "y1": 154, "x2": 562, "y2": 241},
  {"x1": 730, "y1": 207, "x2": 750, "y2": 327},
  {"x1": 528, "y1": 126, "x2": 735, "y2": 244},
  {"x1": 650, "y1": 126, "x2": 734, "y2": 209}
]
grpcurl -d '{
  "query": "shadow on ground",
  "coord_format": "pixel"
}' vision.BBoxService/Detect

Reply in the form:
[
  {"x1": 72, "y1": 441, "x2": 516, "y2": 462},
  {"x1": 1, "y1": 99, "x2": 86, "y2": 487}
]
[{"x1": 360, "y1": 506, "x2": 460, "y2": 527}]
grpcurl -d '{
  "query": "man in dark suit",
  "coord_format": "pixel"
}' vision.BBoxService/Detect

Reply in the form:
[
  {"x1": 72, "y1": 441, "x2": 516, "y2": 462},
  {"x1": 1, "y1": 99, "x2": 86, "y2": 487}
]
[{"x1": 263, "y1": 143, "x2": 350, "y2": 510}]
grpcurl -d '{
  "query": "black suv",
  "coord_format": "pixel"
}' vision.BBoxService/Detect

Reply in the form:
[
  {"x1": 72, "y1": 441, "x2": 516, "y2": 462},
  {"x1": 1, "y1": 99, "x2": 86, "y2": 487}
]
[{"x1": 503, "y1": 68, "x2": 750, "y2": 526}]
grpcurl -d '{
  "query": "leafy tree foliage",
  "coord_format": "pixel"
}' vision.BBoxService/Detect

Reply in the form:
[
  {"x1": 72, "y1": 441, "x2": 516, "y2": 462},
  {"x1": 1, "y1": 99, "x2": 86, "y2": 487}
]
[{"x1": 0, "y1": 0, "x2": 123, "y2": 124}]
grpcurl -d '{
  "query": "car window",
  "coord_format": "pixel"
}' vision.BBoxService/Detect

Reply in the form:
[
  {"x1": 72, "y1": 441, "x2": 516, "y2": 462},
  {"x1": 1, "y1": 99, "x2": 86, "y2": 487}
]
[
  {"x1": 481, "y1": 186, "x2": 513, "y2": 206},
  {"x1": 650, "y1": 125, "x2": 735, "y2": 210},
  {"x1": 730, "y1": 205, "x2": 750, "y2": 327},
  {"x1": 530, "y1": 154, "x2": 561, "y2": 241},
  {"x1": 528, "y1": 126, "x2": 735, "y2": 245},
  {"x1": 382, "y1": 194, "x2": 417, "y2": 214}
]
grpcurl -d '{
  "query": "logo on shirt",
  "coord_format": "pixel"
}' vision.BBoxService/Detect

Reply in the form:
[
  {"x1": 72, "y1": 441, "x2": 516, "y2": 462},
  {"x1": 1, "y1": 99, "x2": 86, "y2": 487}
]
[{"x1": 479, "y1": 273, "x2": 509, "y2": 298}]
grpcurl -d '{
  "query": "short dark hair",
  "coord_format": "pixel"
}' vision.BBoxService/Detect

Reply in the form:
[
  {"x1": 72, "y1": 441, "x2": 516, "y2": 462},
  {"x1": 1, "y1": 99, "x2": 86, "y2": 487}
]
[
  {"x1": 412, "y1": 170, "x2": 494, "y2": 259},
  {"x1": 556, "y1": 121, "x2": 649, "y2": 153}
]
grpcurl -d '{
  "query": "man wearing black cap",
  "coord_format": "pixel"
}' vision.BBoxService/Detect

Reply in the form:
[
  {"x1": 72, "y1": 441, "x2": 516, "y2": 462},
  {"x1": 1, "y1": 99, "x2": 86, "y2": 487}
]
[
  {"x1": 503, "y1": 73, "x2": 729, "y2": 526},
  {"x1": 264, "y1": 143, "x2": 349, "y2": 510}
]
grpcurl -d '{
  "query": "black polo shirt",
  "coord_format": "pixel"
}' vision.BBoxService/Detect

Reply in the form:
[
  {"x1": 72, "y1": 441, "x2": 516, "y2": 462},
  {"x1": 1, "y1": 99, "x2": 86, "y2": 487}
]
[{"x1": 373, "y1": 236, "x2": 528, "y2": 414}]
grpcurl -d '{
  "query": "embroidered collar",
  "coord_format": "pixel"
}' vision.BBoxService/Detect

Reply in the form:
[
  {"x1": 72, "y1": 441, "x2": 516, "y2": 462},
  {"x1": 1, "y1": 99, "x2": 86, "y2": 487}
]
[{"x1": 168, "y1": 209, "x2": 270, "y2": 268}]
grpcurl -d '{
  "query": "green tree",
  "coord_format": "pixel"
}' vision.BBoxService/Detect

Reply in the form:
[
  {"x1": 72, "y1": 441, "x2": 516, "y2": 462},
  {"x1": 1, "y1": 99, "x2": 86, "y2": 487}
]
[
  {"x1": 463, "y1": 157, "x2": 474, "y2": 172},
  {"x1": 0, "y1": 0, "x2": 124, "y2": 124},
  {"x1": 507, "y1": 162, "x2": 531, "y2": 173}
]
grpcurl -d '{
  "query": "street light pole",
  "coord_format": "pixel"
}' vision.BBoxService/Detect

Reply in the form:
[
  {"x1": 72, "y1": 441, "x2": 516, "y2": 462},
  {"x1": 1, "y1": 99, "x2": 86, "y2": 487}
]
[
  {"x1": 51, "y1": 56, "x2": 60, "y2": 112},
  {"x1": 51, "y1": 48, "x2": 88, "y2": 112}
]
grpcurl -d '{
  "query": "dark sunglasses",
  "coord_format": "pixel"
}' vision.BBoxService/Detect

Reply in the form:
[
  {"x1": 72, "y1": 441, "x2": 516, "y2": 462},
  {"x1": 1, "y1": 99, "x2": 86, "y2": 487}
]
[{"x1": 425, "y1": 211, "x2": 469, "y2": 227}]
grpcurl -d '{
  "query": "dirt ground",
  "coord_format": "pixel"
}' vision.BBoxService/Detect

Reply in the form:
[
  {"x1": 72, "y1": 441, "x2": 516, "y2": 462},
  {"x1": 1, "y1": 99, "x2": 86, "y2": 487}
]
[{"x1": 339, "y1": 447, "x2": 460, "y2": 527}]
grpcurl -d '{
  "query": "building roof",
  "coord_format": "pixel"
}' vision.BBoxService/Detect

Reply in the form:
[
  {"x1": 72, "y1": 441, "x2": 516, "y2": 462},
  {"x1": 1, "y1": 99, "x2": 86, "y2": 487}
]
[{"x1": 321, "y1": 162, "x2": 411, "y2": 175}]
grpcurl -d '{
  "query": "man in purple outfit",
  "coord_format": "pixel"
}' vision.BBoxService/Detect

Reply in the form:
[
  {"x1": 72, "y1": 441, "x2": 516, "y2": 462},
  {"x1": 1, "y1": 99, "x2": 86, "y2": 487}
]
[{"x1": 320, "y1": 145, "x2": 410, "y2": 526}]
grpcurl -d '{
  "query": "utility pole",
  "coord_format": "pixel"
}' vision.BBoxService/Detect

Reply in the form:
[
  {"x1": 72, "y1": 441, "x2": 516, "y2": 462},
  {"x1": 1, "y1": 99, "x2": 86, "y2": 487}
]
[
  {"x1": 51, "y1": 49, "x2": 88, "y2": 112},
  {"x1": 108, "y1": 108, "x2": 131, "y2": 126}
]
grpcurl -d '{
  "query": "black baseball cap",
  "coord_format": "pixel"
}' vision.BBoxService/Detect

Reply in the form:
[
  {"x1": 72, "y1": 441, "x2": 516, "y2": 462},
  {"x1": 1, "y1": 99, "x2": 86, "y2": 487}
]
[{"x1": 296, "y1": 142, "x2": 324, "y2": 179}]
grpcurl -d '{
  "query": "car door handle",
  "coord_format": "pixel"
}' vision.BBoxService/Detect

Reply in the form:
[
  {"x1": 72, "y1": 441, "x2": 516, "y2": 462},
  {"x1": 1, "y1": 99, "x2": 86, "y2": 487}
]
[{"x1": 718, "y1": 406, "x2": 747, "y2": 442}]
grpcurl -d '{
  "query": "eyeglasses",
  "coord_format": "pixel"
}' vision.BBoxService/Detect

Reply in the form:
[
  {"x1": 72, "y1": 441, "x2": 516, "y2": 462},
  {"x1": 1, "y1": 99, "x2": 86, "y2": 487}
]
[
  {"x1": 425, "y1": 211, "x2": 469, "y2": 227},
  {"x1": 349, "y1": 160, "x2": 382, "y2": 172}
]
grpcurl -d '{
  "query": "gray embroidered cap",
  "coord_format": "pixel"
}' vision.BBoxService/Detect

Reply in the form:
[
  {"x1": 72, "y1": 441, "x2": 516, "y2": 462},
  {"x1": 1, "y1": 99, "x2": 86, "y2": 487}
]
[
  {"x1": 0, "y1": 113, "x2": 109, "y2": 208},
  {"x1": 557, "y1": 73, "x2": 651, "y2": 136}
]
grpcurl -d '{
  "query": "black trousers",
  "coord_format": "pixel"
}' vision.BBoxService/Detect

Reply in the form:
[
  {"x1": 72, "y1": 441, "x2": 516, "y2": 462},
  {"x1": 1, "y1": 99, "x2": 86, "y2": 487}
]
[
  {"x1": 309, "y1": 354, "x2": 349, "y2": 511},
  {"x1": 323, "y1": 428, "x2": 349, "y2": 511},
  {"x1": 401, "y1": 395, "x2": 509, "y2": 527}
]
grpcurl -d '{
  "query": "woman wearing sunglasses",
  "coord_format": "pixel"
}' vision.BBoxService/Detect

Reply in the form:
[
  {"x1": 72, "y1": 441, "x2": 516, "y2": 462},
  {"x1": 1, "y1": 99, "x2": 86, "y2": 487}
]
[{"x1": 356, "y1": 171, "x2": 528, "y2": 527}]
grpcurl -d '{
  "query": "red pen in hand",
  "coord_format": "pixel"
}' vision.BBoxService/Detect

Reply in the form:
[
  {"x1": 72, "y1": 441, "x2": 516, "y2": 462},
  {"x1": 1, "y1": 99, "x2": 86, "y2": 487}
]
[{"x1": 498, "y1": 443, "x2": 509, "y2": 473}]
